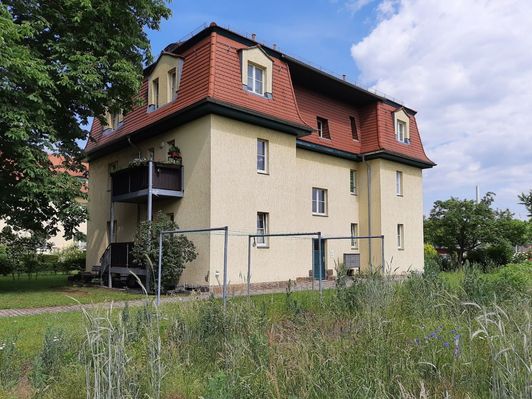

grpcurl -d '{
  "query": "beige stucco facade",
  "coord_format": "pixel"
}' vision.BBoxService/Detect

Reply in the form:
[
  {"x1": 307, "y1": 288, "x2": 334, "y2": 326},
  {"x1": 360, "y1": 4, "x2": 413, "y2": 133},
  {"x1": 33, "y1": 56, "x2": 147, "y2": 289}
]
[{"x1": 86, "y1": 114, "x2": 425, "y2": 287}]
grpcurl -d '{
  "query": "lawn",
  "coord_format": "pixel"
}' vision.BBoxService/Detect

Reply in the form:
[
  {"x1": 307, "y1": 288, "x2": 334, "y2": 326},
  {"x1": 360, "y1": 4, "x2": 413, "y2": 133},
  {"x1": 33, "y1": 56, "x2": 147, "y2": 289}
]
[{"x1": 0, "y1": 274, "x2": 143, "y2": 309}]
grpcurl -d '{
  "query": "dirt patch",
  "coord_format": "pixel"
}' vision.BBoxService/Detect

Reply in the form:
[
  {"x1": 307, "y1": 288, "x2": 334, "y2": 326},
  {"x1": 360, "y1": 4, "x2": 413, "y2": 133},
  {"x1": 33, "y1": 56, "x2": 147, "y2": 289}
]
[{"x1": 54, "y1": 288, "x2": 90, "y2": 296}]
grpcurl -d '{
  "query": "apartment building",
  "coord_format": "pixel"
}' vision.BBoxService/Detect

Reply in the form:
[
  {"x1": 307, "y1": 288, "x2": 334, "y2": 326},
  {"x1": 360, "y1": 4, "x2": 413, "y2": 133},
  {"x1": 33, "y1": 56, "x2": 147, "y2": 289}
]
[{"x1": 85, "y1": 23, "x2": 434, "y2": 288}]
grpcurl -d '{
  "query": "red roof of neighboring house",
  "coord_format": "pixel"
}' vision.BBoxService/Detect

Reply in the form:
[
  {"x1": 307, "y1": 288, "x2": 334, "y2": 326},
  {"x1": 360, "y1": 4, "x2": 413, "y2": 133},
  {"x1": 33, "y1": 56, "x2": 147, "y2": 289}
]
[{"x1": 86, "y1": 23, "x2": 434, "y2": 168}]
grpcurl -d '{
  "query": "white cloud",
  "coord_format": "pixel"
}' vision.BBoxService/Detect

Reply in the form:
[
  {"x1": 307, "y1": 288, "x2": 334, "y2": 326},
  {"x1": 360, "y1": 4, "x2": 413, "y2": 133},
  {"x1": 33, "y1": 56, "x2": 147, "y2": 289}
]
[
  {"x1": 351, "y1": 0, "x2": 532, "y2": 218},
  {"x1": 345, "y1": 0, "x2": 375, "y2": 13}
]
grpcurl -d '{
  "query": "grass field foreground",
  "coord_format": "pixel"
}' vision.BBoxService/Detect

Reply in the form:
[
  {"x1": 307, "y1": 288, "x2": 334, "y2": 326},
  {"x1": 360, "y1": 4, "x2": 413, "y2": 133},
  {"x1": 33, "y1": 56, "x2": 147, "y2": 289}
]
[
  {"x1": 0, "y1": 274, "x2": 143, "y2": 310},
  {"x1": 0, "y1": 262, "x2": 530, "y2": 398}
]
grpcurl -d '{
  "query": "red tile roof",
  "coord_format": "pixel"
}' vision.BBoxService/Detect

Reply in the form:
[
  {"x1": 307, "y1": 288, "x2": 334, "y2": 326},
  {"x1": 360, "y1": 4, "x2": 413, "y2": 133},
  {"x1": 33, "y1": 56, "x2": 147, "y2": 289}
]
[{"x1": 86, "y1": 24, "x2": 434, "y2": 167}]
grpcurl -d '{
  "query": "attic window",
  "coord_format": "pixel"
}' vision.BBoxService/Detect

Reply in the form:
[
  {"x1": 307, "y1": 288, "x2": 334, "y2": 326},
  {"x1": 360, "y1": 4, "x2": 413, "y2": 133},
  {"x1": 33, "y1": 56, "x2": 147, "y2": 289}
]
[
  {"x1": 394, "y1": 108, "x2": 411, "y2": 144},
  {"x1": 396, "y1": 120, "x2": 408, "y2": 143},
  {"x1": 168, "y1": 68, "x2": 177, "y2": 102},
  {"x1": 103, "y1": 111, "x2": 123, "y2": 134},
  {"x1": 247, "y1": 63, "x2": 264, "y2": 95},
  {"x1": 240, "y1": 47, "x2": 273, "y2": 98},
  {"x1": 350, "y1": 116, "x2": 359, "y2": 140},
  {"x1": 151, "y1": 78, "x2": 159, "y2": 110},
  {"x1": 317, "y1": 117, "x2": 330, "y2": 139}
]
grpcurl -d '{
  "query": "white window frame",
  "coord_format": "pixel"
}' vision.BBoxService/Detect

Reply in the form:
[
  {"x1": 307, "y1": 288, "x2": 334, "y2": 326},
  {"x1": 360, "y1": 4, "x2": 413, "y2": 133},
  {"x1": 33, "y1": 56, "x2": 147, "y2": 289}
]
[
  {"x1": 397, "y1": 224, "x2": 404, "y2": 249},
  {"x1": 350, "y1": 223, "x2": 359, "y2": 249},
  {"x1": 317, "y1": 119, "x2": 324, "y2": 138},
  {"x1": 256, "y1": 212, "x2": 269, "y2": 247},
  {"x1": 350, "y1": 170, "x2": 357, "y2": 195},
  {"x1": 257, "y1": 139, "x2": 268, "y2": 173},
  {"x1": 247, "y1": 63, "x2": 265, "y2": 95},
  {"x1": 396, "y1": 171, "x2": 403, "y2": 196},
  {"x1": 396, "y1": 119, "x2": 407, "y2": 143},
  {"x1": 168, "y1": 68, "x2": 177, "y2": 102},
  {"x1": 312, "y1": 188, "x2": 327, "y2": 216}
]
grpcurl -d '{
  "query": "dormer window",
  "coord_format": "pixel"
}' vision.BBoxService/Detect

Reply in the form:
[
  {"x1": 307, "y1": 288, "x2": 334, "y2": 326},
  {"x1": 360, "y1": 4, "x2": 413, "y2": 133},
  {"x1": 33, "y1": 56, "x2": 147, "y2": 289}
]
[
  {"x1": 247, "y1": 63, "x2": 264, "y2": 95},
  {"x1": 151, "y1": 78, "x2": 159, "y2": 110},
  {"x1": 394, "y1": 108, "x2": 410, "y2": 144},
  {"x1": 168, "y1": 68, "x2": 177, "y2": 102},
  {"x1": 317, "y1": 117, "x2": 330, "y2": 139},
  {"x1": 240, "y1": 46, "x2": 273, "y2": 98},
  {"x1": 103, "y1": 111, "x2": 123, "y2": 134},
  {"x1": 396, "y1": 120, "x2": 407, "y2": 143}
]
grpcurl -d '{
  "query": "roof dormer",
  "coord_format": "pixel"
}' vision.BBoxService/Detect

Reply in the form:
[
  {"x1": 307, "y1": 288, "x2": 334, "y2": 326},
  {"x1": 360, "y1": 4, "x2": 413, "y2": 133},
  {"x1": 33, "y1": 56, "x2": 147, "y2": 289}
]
[
  {"x1": 240, "y1": 46, "x2": 273, "y2": 98},
  {"x1": 393, "y1": 107, "x2": 410, "y2": 144},
  {"x1": 146, "y1": 52, "x2": 184, "y2": 112}
]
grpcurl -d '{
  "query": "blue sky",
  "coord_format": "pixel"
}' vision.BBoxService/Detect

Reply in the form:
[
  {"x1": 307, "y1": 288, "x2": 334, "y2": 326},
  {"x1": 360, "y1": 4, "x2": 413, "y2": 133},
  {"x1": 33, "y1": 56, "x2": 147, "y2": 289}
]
[{"x1": 124, "y1": 0, "x2": 532, "y2": 218}]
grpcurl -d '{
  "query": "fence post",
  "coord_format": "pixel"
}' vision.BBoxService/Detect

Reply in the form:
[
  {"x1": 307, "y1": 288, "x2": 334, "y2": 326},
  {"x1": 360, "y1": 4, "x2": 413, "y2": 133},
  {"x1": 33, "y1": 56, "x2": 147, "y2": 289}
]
[
  {"x1": 247, "y1": 235, "x2": 251, "y2": 297},
  {"x1": 223, "y1": 226, "x2": 228, "y2": 310},
  {"x1": 318, "y1": 232, "x2": 323, "y2": 299},
  {"x1": 156, "y1": 231, "x2": 163, "y2": 306},
  {"x1": 381, "y1": 235, "x2": 385, "y2": 274}
]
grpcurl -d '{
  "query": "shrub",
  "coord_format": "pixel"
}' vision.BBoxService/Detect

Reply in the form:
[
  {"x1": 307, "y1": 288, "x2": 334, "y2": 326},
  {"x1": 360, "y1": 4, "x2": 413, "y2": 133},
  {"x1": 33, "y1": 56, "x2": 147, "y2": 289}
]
[
  {"x1": 0, "y1": 245, "x2": 14, "y2": 276},
  {"x1": 57, "y1": 245, "x2": 86, "y2": 273},
  {"x1": 131, "y1": 212, "x2": 197, "y2": 291}
]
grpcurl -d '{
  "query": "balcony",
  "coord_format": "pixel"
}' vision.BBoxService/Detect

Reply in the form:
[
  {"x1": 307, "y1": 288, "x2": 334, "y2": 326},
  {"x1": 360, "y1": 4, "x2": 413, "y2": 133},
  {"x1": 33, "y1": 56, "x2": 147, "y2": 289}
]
[{"x1": 111, "y1": 162, "x2": 184, "y2": 203}]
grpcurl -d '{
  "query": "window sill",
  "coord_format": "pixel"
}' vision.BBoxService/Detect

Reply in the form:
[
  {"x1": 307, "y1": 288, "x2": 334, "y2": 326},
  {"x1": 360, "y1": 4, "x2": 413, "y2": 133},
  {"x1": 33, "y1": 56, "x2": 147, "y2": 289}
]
[
  {"x1": 350, "y1": 192, "x2": 358, "y2": 196},
  {"x1": 256, "y1": 244, "x2": 269, "y2": 249},
  {"x1": 243, "y1": 87, "x2": 272, "y2": 99},
  {"x1": 318, "y1": 136, "x2": 332, "y2": 141},
  {"x1": 395, "y1": 139, "x2": 411, "y2": 145},
  {"x1": 351, "y1": 247, "x2": 359, "y2": 251},
  {"x1": 257, "y1": 170, "x2": 269, "y2": 175},
  {"x1": 398, "y1": 248, "x2": 404, "y2": 251},
  {"x1": 312, "y1": 213, "x2": 328, "y2": 217},
  {"x1": 396, "y1": 194, "x2": 403, "y2": 197}
]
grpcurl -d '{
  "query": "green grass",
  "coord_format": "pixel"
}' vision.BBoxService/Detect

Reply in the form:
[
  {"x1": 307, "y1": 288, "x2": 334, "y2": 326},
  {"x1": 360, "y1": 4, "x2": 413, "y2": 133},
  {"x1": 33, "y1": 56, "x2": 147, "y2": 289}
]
[
  {"x1": 0, "y1": 264, "x2": 530, "y2": 398},
  {"x1": 0, "y1": 274, "x2": 143, "y2": 309}
]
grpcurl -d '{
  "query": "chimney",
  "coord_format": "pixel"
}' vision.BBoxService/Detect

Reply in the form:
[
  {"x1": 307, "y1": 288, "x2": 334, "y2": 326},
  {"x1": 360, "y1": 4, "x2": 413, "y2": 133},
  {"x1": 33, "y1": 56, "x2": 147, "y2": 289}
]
[
  {"x1": 342, "y1": 74, "x2": 347, "y2": 81},
  {"x1": 251, "y1": 33, "x2": 256, "y2": 41},
  {"x1": 273, "y1": 44, "x2": 277, "y2": 50}
]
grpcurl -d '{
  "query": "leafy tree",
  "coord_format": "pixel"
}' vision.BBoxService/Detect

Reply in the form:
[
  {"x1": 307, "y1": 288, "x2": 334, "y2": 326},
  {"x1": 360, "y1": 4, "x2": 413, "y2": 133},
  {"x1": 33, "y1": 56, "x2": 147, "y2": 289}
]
[
  {"x1": 493, "y1": 209, "x2": 529, "y2": 247},
  {"x1": 424, "y1": 193, "x2": 496, "y2": 265},
  {"x1": 131, "y1": 212, "x2": 197, "y2": 291},
  {"x1": 0, "y1": 1, "x2": 171, "y2": 238},
  {"x1": 518, "y1": 190, "x2": 532, "y2": 220}
]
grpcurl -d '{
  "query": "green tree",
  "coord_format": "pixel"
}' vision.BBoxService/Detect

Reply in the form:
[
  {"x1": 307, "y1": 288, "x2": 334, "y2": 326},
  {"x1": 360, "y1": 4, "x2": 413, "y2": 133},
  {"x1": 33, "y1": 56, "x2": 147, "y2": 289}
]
[
  {"x1": 424, "y1": 193, "x2": 496, "y2": 265},
  {"x1": 0, "y1": 1, "x2": 171, "y2": 238},
  {"x1": 131, "y1": 212, "x2": 197, "y2": 291},
  {"x1": 518, "y1": 190, "x2": 532, "y2": 220},
  {"x1": 493, "y1": 209, "x2": 529, "y2": 247}
]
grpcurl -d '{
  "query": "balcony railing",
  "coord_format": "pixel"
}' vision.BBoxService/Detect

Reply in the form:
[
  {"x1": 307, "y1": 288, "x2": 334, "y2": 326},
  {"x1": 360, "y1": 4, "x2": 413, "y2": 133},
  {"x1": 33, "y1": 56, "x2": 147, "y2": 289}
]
[{"x1": 111, "y1": 162, "x2": 183, "y2": 202}]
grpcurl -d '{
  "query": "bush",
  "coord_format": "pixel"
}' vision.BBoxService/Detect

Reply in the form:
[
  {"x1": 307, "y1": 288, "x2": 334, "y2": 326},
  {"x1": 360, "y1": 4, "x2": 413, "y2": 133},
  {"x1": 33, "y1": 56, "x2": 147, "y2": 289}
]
[
  {"x1": 131, "y1": 212, "x2": 197, "y2": 291},
  {"x1": 463, "y1": 262, "x2": 531, "y2": 302},
  {"x1": 467, "y1": 241, "x2": 515, "y2": 271},
  {"x1": 57, "y1": 245, "x2": 86, "y2": 273},
  {"x1": 0, "y1": 245, "x2": 14, "y2": 276}
]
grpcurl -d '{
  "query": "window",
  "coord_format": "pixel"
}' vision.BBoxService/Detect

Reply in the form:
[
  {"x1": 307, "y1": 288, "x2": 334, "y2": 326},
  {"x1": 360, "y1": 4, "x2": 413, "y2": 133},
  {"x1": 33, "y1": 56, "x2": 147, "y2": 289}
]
[
  {"x1": 312, "y1": 188, "x2": 327, "y2": 215},
  {"x1": 350, "y1": 223, "x2": 359, "y2": 249},
  {"x1": 316, "y1": 117, "x2": 330, "y2": 139},
  {"x1": 396, "y1": 171, "x2": 403, "y2": 196},
  {"x1": 350, "y1": 170, "x2": 357, "y2": 195},
  {"x1": 151, "y1": 78, "x2": 159, "y2": 109},
  {"x1": 396, "y1": 120, "x2": 408, "y2": 143},
  {"x1": 168, "y1": 68, "x2": 177, "y2": 101},
  {"x1": 257, "y1": 139, "x2": 268, "y2": 173},
  {"x1": 350, "y1": 116, "x2": 359, "y2": 140},
  {"x1": 397, "y1": 224, "x2": 404, "y2": 249},
  {"x1": 247, "y1": 63, "x2": 264, "y2": 95},
  {"x1": 256, "y1": 212, "x2": 269, "y2": 247}
]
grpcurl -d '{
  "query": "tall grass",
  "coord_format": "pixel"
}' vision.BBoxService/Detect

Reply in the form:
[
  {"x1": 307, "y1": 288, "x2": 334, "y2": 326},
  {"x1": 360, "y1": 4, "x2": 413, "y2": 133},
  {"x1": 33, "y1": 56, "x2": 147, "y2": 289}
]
[{"x1": 0, "y1": 262, "x2": 530, "y2": 398}]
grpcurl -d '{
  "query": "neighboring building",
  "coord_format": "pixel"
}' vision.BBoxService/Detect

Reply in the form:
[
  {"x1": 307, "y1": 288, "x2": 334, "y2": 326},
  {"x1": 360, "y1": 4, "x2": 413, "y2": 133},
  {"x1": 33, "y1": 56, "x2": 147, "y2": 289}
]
[
  {"x1": 0, "y1": 155, "x2": 88, "y2": 252},
  {"x1": 85, "y1": 23, "x2": 435, "y2": 289}
]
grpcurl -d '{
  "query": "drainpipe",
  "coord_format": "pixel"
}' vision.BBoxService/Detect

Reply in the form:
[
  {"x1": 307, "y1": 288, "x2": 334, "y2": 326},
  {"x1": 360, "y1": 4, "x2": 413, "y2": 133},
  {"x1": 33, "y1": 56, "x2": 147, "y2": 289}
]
[{"x1": 363, "y1": 155, "x2": 373, "y2": 273}]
